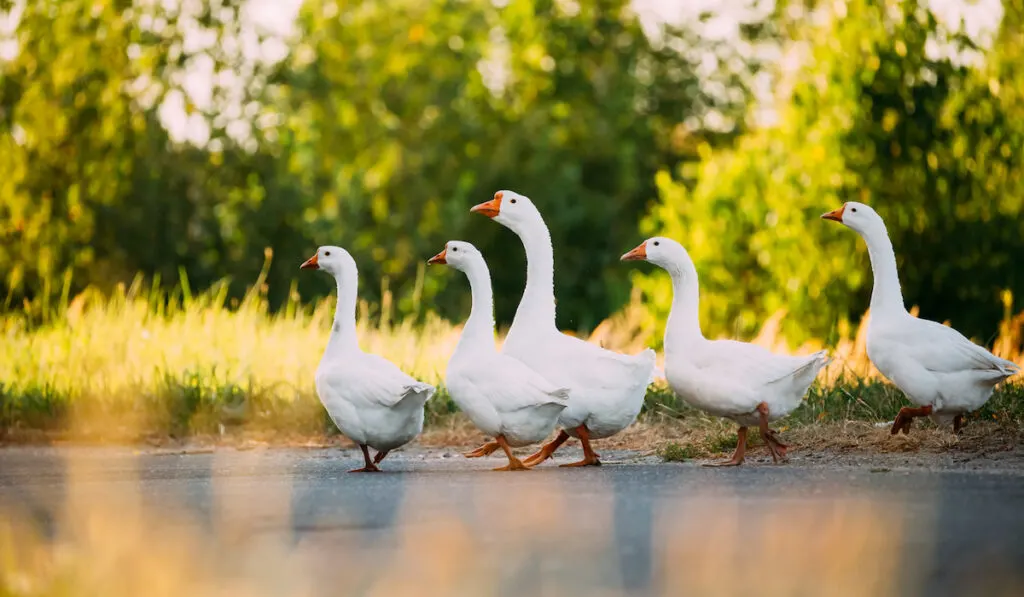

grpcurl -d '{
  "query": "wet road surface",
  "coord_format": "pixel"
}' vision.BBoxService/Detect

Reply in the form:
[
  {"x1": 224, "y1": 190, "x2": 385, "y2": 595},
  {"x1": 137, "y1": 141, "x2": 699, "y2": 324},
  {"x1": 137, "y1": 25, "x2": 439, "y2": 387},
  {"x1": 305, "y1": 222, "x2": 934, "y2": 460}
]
[{"x1": 1, "y1": 446, "x2": 1022, "y2": 596}]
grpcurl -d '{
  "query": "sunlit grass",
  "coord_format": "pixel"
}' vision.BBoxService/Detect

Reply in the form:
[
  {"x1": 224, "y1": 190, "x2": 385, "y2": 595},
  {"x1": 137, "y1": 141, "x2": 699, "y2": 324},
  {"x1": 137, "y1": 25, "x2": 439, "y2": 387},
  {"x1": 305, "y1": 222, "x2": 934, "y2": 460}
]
[
  {"x1": 0, "y1": 265, "x2": 460, "y2": 441},
  {"x1": 1, "y1": 272, "x2": 1021, "y2": 443},
  {"x1": 1, "y1": 273, "x2": 1024, "y2": 597}
]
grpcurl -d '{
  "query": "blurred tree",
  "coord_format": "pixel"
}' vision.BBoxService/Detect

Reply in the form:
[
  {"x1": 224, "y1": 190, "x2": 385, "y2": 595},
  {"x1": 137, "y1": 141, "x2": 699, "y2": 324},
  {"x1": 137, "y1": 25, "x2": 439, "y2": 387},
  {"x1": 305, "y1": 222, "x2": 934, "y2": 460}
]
[
  {"x1": 0, "y1": 0, "x2": 301, "y2": 312},
  {"x1": 272, "y1": 0, "x2": 500, "y2": 319},
  {"x1": 634, "y1": 0, "x2": 1024, "y2": 345},
  {"x1": 279, "y1": 0, "x2": 753, "y2": 329},
  {"x1": 0, "y1": 0, "x2": 144, "y2": 308},
  {"x1": 476, "y1": 0, "x2": 754, "y2": 329},
  {"x1": 0, "y1": 0, "x2": 756, "y2": 330}
]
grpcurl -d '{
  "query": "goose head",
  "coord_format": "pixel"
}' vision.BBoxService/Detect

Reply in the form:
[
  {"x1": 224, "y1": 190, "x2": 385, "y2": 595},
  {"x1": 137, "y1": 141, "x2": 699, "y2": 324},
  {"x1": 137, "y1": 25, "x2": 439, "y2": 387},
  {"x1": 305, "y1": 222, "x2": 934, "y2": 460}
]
[
  {"x1": 821, "y1": 201, "x2": 886, "y2": 237},
  {"x1": 300, "y1": 245, "x2": 357, "y2": 278},
  {"x1": 470, "y1": 190, "x2": 540, "y2": 233},
  {"x1": 621, "y1": 236, "x2": 694, "y2": 274},
  {"x1": 427, "y1": 240, "x2": 483, "y2": 273}
]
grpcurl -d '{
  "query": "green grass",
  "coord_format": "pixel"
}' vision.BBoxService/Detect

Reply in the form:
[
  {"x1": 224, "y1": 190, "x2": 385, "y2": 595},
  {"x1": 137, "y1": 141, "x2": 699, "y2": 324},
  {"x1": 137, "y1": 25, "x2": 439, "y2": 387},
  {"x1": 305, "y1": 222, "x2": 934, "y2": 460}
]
[
  {"x1": 2, "y1": 375, "x2": 1021, "y2": 443},
  {"x1": 2, "y1": 275, "x2": 1022, "y2": 443},
  {"x1": 705, "y1": 430, "x2": 740, "y2": 453},
  {"x1": 0, "y1": 267, "x2": 459, "y2": 441},
  {"x1": 3, "y1": 356, "x2": 1021, "y2": 444},
  {"x1": 0, "y1": 381, "x2": 68, "y2": 432},
  {"x1": 658, "y1": 441, "x2": 699, "y2": 462},
  {"x1": 641, "y1": 375, "x2": 1024, "y2": 430}
]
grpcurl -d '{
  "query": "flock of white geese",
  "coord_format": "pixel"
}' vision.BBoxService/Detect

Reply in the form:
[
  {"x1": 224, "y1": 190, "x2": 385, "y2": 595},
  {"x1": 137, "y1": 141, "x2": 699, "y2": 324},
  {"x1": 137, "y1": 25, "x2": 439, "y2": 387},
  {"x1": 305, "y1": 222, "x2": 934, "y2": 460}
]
[{"x1": 298, "y1": 191, "x2": 1020, "y2": 472}]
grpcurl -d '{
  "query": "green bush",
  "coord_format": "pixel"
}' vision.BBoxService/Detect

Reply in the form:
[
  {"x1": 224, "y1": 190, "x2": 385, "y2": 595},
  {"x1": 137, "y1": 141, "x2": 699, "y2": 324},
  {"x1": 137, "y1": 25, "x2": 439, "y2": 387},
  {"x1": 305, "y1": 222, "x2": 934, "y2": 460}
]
[{"x1": 633, "y1": 0, "x2": 1024, "y2": 345}]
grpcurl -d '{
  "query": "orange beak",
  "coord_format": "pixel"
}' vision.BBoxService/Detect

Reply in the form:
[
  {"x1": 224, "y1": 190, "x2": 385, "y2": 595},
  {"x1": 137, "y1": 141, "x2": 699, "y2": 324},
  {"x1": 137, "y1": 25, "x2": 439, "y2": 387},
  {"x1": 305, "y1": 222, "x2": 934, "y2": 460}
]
[
  {"x1": 427, "y1": 248, "x2": 447, "y2": 265},
  {"x1": 299, "y1": 253, "x2": 319, "y2": 270},
  {"x1": 821, "y1": 205, "x2": 845, "y2": 223},
  {"x1": 621, "y1": 242, "x2": 647, "y2": 261},
  {"x1": 470, "y1": 192, "x2": 502, "y2": 218}
]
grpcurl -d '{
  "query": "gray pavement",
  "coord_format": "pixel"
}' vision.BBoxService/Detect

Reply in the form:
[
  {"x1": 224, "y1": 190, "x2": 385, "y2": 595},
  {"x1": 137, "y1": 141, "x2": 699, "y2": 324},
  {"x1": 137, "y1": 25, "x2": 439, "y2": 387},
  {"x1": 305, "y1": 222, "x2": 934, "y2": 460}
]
[{"x1": 1, "y1": 446, "x2": 1022, "y2": 596}]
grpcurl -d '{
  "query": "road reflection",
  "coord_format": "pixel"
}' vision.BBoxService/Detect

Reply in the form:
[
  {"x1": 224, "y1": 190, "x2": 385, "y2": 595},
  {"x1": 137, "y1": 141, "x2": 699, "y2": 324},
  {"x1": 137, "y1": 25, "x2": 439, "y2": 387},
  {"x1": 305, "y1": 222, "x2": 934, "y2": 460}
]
[{"x1": 1, "y1": 449, "x2": 1022, "y2": 597}]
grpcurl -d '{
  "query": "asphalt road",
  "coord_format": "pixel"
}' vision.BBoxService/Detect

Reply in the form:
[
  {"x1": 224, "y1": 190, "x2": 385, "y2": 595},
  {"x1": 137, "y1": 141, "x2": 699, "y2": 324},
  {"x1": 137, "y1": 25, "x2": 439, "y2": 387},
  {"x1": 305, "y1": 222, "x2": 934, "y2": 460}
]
[{"x1": 1, "y1": 446, "x2": 1023, "y2": 597}]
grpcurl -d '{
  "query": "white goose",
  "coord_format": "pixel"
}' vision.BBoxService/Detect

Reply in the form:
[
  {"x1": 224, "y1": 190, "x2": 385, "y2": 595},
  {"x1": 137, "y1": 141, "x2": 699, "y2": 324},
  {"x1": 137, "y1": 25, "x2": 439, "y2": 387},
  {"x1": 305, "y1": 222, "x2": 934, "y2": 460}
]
[
  {"x1": 471, "y1": 191, "x2": 656, "y2": 467},
  {"x1": 427, "y1": 241, "x2": 570, "y2": 471},
  {"x1": 300, "y1": 246, "x2": 435, "y2": 472},
  {"x1": 822, "y1": 202, "x2": 1019, "y2": 434},
  {"x1": 622, "y1": 237, "x2": 829, "y2": 466}
]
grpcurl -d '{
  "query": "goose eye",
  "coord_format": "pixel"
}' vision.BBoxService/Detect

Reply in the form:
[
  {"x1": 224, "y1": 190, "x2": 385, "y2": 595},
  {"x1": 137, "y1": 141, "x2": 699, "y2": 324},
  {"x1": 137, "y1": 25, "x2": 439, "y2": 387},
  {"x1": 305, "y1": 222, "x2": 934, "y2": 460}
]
[
  {"x1": 324, "y1": 251, "x2": 331, "y2": 256},
  {"x1": 851, "y1": 207, "x2": 857, "y2": 213},
  {"x1": 510, "y1": 198, "x2": 517, "y2": 204},
  {"x1": 452, "y1": 247, "x2": 458, "y2": 252},
  {"x1": 653, "y1": 241, "x2": 660, "y2": 247}
]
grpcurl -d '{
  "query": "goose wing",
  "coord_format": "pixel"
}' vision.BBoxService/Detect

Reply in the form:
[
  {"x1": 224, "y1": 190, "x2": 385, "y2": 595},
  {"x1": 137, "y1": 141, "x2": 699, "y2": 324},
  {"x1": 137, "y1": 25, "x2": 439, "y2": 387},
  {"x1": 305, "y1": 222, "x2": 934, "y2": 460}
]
[
  {"x1": 318, "y1": 354, "x2": 434, "y2": 408},
  {"x1": 694, "y1": 340, "x2": 825, "y2": 386},
  {"x1": 454, "y1": 355, "x2": 570, "y2": 413},
  {"x1": 881, "y1": 318, "x2": 1019, "y2": 376},
  {"x1": 548, "y1": 334, "x2": 656, "y2": 390}
]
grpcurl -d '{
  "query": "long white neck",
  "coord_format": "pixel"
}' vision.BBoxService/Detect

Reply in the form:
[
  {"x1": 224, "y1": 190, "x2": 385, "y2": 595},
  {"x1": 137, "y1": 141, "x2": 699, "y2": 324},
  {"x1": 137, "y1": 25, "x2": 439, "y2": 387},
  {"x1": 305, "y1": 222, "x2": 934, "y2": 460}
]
[
  {"x1": 663, "y1": 255, "x2": 704, "y2": 357},
  {"x1": 861, "y1": 225, "x2": 906, "y2": 318},
  {"x1": 455, "y1": 259, "x2": 498, "y2": 354},
  {"x1": 511, "y1": 216, "x2": 557, "y2": 331},
  {"x1": 324, "y1": 267, "x2": 360, "y2": 355}
]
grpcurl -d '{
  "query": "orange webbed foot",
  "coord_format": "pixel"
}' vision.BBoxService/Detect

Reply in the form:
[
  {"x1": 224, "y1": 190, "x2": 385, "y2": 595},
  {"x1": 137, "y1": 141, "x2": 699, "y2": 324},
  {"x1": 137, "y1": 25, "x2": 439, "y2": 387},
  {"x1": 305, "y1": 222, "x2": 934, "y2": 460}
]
[
  {"x1": 493, "y1": 436, "x2": 531, "y2": 471},
  {"x1": 704, "y1": 426, "x2": 748, "y2": 468},
  {"x1": 558, "y1": 454, "x2": 601, "y2": 467},
  {"x1": 703, "y1": 458, "x2": 744, "y2": 468},
  {"x1": 348, "y1": 464, "x2": 381, "y2": 473},
  {"x1": 493, "y1": 458, "x2": 531, "y2": 471},
  {"x1": 463, "y1": 441, "x2": 500, "y2": 458}
]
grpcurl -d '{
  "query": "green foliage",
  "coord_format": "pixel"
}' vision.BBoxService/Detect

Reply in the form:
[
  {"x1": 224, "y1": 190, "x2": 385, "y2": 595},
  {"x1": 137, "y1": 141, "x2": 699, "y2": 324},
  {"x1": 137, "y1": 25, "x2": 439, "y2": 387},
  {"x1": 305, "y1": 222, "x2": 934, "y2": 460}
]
[
  {"x1": 0, "y1": 0, "x2": 144, "y2": 306},
  {"x1": 793, "y1": 378, "x2": 911, "y2": 424},
  {"x1": 705, "y1": 431, "x2": 739, "y2": 455},
  {"x1": 0, "y1": 0, "x2": 754, "y2": 331},
  {"x1": 641, "y1": 383, "x2": 687, "y2": 417},
  {"x1": 0, "y1": 381, "x2": 68, "y2": 431},
  {"x1": 152, "y1": 370, "x2": 247, "y2": 437},
  {"x1": 276, "y1": 0, "x2": 747, "y2": 329},
  {"x1": 2, "y1": 0, "x2": 1022, "y2": 350},
  {"x1": 424, "y1": 388, "x2": 459, "y2": 426},
  {"x1": 659, "y1": 441, "x2": 698, "y2": 462},
  {"x1": 635, "y1": 0, "x2": 1024, "y2": 344},
  {"x1": 0, "y1": 0, "x2": 301, "y2": 317},
  {"x1": 978, "y1": 380, "x2": 1024, "y2": 425}
]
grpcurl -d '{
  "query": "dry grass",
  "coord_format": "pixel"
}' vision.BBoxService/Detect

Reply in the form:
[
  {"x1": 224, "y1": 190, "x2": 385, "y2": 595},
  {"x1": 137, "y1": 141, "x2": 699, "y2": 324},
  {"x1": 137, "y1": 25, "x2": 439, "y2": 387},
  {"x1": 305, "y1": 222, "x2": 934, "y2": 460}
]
[
  {"x1": 416, "y1": 414, "x2": 488, "y2": 447},
  {"x1": 0, "y1": 268, "x2": 459, "y2": 440},
  {"x1": 784, "y1": 419, "x2": 1023, "y2": 454},
  {"x1": 1, "y1": 279, "x2": 1022, "y2": 595},
  {"x1": 1, "y1": 272, "x2": 1022, "y2": 448}
]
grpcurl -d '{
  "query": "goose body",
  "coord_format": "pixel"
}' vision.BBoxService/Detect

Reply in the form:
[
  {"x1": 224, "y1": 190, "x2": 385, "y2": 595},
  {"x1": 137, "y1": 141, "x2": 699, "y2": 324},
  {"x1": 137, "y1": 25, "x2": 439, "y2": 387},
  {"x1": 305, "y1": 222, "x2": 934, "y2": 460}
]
[
  {"x1": 301, "y1": 246, "x2": 434, "y2": 471},
  {"x1": 664, "y1": 339, "x2": 828, "y2": 428},
  {"x1": 822, "y1": 202, "x2": 1019, "y2": 433},
  {"x1": 501, "y1": 326, "x2": 655, "y2": 440},
  {"x1": 622, "y1": 237, "x2": 829, "y2": 466},
  {"x1": 471, "y1": 191, "x2": 656, "y2": 466},
  {"x1": 428, "y1": 241, "x2": 569, "y2": 469}
]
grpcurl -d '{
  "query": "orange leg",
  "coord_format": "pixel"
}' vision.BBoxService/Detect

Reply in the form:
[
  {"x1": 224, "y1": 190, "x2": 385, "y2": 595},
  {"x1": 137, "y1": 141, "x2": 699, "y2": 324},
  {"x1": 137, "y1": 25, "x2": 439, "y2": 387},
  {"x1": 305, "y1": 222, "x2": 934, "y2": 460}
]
[
  {"x1": 559, "y1": 425, "x2": 602, "y2": 467},
  {"x1": 463, "y1": 441, "x2": 500, "y2": 458},
  {"x1": 372, "y1": 449, "x2": 390, "y2": 465},
  {"x1": 350, "y1": 444, "x2": 381, "y2": 473},
  {"x1": 890, "y1": 405, "x2": 933, "y2": 436},
  {"x1": 953, "y1": 414, "x2": 965, "y2": 434},
  {"x1": 522, "y1": 430, "x2": 570, "y2": 467},
  {"x1": 704, "y1": 426, "x2": 747, "y2": 467},
  {"x1": 492, "y1": 435, "x2": 529, "y2": 471},
  {"x1": 756, "y1": 402, "x2": 788, "y2": 463}
]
